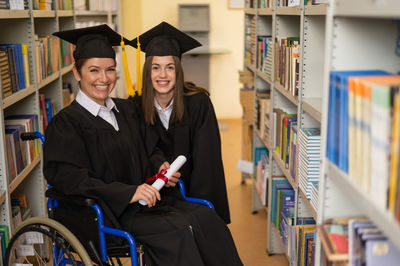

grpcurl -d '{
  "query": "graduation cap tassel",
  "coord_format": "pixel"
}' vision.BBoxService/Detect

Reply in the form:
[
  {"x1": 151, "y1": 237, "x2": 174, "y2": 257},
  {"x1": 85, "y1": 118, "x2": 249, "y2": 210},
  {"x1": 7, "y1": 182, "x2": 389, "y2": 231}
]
[
  {"x1": 136, "y1": 36, "x2": 142, "y2": 96},
  {"x1": 120, "y1": 36, "x2": 136, "y2": 97}
]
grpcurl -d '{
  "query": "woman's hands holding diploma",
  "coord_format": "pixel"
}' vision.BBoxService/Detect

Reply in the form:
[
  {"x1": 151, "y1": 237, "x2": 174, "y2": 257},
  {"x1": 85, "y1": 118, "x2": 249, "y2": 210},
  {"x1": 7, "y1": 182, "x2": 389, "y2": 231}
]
[{"x1": 130, "y1": 155, "x2": 186, "y2": 207}]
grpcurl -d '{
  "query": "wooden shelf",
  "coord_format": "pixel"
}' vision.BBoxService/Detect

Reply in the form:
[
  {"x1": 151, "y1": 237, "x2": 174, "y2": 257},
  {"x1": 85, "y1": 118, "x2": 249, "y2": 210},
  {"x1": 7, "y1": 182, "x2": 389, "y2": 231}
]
[
  {"x1": 304, "y1": 4, "x2": 327, "y2": 15},
  {"x1": 2, "y1": 86, "x2": 36, "y2": 109},
  {"x1": 276, "y1": 6, "x2": 302, "y2": 15},
  {"x1": 38, "y1": 72, "x2": 60, "y2": 89},
  {"x1": 61, "y1": 64, "x2": 74, "y2": 75},
  {"x1": 244, "y1": 8, "x2": 256, "y2": 15},
  {"x1": 245, "y1": 61, "x2": 256, "y2": 73},
  {"x1": 33, "y1": 10, "x2": 56, "y2": 18},
  {"x1": 0, "y1": 10, "x2": 30, "y2": 19},
  {"x1": 257, "y1": 70, "x2": 272, "y2": 85},
  {"x1": 302, "y1": 98, "x2": 322, "y2": 122},
  {"x1": 9, "y1": 156, "x2": 40, "y2": 193},
  {"x1": 258, "y1": 8, "x2": 273, "y2": 16},
  {"x1": 274, "y1": 82, "x2": 298, "y2": 106},
  {"x1": 75, "y1": 10, "x2": 108, "y2": 16},
  {"x1": 57, "y1": 10, "x2": 74, "y2": 17},
  {"x1": 273, "y1": 151, "x2": 296, "y2": 190}
]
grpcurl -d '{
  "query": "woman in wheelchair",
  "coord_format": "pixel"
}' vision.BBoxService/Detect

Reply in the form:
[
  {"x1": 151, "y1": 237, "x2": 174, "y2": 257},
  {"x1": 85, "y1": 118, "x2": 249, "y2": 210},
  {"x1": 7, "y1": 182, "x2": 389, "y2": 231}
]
[{"x1": 43, "y1": 25, "x2": 243, "y2": 265}]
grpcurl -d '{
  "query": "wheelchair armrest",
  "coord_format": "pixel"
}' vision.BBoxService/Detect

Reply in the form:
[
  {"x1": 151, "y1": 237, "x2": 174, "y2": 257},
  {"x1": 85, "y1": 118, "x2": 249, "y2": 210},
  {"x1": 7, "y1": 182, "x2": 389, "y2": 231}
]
[
  {"x1": 45, "y1": 188, "x2": 97, "y2": 207},
  {"x1": 177, "y1": 179, "x2": 215, "y2": 209}
]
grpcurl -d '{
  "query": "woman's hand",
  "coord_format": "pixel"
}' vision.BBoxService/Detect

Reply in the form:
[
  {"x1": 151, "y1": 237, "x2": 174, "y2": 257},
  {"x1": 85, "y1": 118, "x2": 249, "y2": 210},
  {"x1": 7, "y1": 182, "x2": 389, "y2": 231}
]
[
  {"x1": 130, "y1": 183, "x2": 161, "y2": 207},
  {"x1": 159, "y1": 161, "x2": 181, "y2": 187}
]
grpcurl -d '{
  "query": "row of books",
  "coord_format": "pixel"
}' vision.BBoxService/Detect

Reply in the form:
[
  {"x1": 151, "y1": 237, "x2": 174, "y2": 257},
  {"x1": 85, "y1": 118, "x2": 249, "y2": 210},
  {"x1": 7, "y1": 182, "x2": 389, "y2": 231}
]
[
  {"x1": 257, "y1": 35, "x2": 273, "y2": 81},
  {"x1": 279, "y1": 0, "x2": 327, "y2": 6},
  {"x1": 274, "y1": 107, "x2": 298, "y2": 173},
  {"x1": 39, "y1": 93, "x2": 56, "y2": 131},
  {"x1": 326, "y1": 72, "x2": 400, "y2": 217},
  {"x1": 245, "y1": 0, "x2": 257, "y2": 9},
  {"x1": 271, "y1": 177, "x2": 317, "y2": 266},
  {"x1": 245, "y1": 15, "x2": 256, "y2": 66},
  {"x1": 55, "y1": 0, "x2": 72, "y2": 10},
  {"x1": 255, "y1": 93, "x2": 270, "y2": 141},
  {"x1": 258, "y1": 0, "x2": 273, "y2": 8},
  {"x1": 0, "y1": 43, "x2": 30, "y2": 98},
  {"x1": 277, "y1": 0, "x2": 303, "y2": 7},
  {"x1": 0, "y1": 0, "x2": 74, "y2": 10},
  {"x1": 0, "y1": 0, "x2": 28, "y2": 10},
  {"x1": 319, "y1": 218, "x2": 400, "y2": 266},
  {"x1": 33, "y1": 0, "x2": 73, "y2": 10},
  {"x1": 34, "y1": 35, "x2": 60, "y2": 83},
  {"x1": 327, "y1": 70, "x2": 388, "y2": 173},
  {"x1": 287, "y1": 224, "x2": 316, "y2": 266},
  {"x1": 245, "y1": 0, "x2": 326, "y2": 10},
  {"x1": 75, "y1": 0, "x2": 118, "y2": 12},
  {"x1": 274, "y1": 36, "x2": 300, "y2": 97},
  {"x1": 298, "y1": 128, "x2": 321, "y2": 202},
  {"x1": 4, "y1": 114, "x2": 40, "y2": 182}
]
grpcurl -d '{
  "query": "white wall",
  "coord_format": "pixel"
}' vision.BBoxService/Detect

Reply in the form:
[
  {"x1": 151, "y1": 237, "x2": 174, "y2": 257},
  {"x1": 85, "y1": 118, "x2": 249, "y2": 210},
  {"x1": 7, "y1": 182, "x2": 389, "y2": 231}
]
[{"x1": 122, "y1": 0, "x2": 244, "y2": 118}]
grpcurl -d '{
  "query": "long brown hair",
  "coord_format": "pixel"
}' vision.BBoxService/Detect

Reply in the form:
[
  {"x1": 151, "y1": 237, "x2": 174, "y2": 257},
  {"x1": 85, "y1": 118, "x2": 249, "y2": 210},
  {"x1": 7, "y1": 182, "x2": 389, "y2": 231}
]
[{"x1": 141, "y1": 56, "x2": 209, "y2": 125}]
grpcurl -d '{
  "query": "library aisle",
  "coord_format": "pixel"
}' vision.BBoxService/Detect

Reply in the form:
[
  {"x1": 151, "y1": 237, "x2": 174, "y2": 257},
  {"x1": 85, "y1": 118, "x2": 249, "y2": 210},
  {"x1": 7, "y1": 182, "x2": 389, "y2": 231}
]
[{"x1": 220, "y1": 119, "x2": 287, "y2": 266}]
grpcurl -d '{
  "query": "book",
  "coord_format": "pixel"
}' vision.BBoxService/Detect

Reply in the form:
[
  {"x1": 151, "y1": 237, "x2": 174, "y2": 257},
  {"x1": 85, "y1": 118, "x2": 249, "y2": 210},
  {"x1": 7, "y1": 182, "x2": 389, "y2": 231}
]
[
  {"x1": 0, "y1": 49, "x2": 12, "y2": 97},
  {"x1": 5, "y1": 126, "x2": 24, "y2": 175},
  {"x1": 327, "y1": 70, "x2": 389, "y2": 172},
  {"x1": 21, "y1": 43, "x2": 30, "y2": 88}
]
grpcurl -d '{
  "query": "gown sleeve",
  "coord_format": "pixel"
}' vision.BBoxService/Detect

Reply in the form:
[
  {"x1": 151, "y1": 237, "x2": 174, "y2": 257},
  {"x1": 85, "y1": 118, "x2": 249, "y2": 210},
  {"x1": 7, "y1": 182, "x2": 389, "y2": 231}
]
[
  {"x1": 43, "y1": 110, "x2": 138, "y2": 218},
  {"x1": 187, "y1": 94, "x2": 231, "y2": 224}
]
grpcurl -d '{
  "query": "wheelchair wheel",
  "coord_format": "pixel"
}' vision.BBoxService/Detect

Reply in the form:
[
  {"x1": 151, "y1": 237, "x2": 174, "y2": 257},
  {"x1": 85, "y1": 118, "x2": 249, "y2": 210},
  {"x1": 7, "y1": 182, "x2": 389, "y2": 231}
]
[{"x1": 5, "y1": 217, "x2": 93, "y2": 266}]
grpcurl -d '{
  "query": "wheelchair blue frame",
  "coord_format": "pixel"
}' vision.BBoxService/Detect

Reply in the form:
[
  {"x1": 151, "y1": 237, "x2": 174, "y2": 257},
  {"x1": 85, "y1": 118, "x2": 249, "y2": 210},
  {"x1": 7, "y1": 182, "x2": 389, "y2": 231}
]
[{"x1": 27, "y1": 132, "x2": 214, "y2": 266}]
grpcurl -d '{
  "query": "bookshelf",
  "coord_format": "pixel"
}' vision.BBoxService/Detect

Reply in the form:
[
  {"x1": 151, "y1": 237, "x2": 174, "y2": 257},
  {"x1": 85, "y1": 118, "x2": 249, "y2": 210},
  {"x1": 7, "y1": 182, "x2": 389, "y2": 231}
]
[
  {"x1": 244, "y1": 0, "x2": 400, "y2": 265},
  {"x1": 0, "y1": 0, "x2": 122, "y2": 249}
]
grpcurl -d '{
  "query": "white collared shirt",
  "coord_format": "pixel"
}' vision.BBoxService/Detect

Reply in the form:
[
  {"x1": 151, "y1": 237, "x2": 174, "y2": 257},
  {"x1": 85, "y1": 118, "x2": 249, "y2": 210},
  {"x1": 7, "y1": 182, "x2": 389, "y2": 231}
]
[
  {"x1": 154, "y1": 99, "x2": 173, "y2": 130},
  {"x1": 76, "y1": 90, "x2": 120, "y2": 131}
]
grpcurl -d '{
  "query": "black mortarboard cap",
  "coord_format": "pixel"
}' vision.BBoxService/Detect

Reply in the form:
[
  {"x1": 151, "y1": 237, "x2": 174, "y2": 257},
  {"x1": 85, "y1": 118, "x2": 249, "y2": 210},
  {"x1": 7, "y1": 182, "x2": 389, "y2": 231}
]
[
  {"x1": 53, "y1": 24, "x2": 129, "y2": 60},
  {"x1": 129, "y1": 21, "x2": 202, "y2": 58}
]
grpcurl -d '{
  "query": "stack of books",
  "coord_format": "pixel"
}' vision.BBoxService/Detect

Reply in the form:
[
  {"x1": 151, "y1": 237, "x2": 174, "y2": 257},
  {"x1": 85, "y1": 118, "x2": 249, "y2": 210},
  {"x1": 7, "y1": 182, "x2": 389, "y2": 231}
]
[{"x1": 298, "y1": 128, "x2": 321, "y2": 200}]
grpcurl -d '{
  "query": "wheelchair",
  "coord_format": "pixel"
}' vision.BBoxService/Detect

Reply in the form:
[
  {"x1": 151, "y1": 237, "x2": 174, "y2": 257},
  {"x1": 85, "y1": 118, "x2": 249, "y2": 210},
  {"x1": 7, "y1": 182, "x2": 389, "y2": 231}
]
[{"x1": 5, "y1": 132, "x2": 214, "y2": 266}]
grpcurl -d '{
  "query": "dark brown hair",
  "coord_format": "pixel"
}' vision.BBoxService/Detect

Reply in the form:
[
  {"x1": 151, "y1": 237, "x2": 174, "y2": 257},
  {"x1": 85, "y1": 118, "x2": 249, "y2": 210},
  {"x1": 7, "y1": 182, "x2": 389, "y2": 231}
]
[
  {"x1": 141, "y1": 56, "x2": 209, "y2": 125},
  {"x1": 74, "y1": 58, "x2": 89, "y2": 74}
]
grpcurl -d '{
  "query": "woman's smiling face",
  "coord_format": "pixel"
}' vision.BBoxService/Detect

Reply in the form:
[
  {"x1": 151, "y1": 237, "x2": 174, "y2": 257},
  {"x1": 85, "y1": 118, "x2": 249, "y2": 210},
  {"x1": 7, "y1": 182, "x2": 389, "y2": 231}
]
[
  {"x1": 151, "y1": 56, "x2": 176, "y2": 98},
  {"x1": 73, "y1": 57, "x2": 117, "y2": 106}
]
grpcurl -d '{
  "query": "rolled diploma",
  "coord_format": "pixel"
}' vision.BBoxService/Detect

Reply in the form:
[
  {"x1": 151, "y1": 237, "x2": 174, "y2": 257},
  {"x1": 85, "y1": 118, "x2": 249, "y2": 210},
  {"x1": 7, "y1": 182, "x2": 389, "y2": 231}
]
[{"x1": 139, "y1": 155, "x2": 187, "y2": 205}]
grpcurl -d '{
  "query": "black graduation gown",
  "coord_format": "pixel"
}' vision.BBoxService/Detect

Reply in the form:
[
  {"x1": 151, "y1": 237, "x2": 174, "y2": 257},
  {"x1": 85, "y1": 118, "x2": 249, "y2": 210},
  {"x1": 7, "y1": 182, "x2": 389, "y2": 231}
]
[
  {"x1": 43, "y1": 98, "x2": 242, "y2": 266},
  {"x1": 131, "y1": 93, "x2": 231, "y2": 224}
]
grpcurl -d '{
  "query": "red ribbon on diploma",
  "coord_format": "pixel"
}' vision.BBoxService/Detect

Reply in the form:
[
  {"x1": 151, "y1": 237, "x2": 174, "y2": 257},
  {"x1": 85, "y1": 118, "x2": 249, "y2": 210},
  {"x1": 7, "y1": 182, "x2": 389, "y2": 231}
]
[{"x1": 145, "y1": 169, "x2": 168, "y2": 184}]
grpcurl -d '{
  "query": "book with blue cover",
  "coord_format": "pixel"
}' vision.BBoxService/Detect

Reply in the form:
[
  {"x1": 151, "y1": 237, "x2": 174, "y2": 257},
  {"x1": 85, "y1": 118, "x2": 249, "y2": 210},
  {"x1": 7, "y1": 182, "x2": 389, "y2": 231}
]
[
  {"x1": 5, "y1": 127, "x2": 24, "y2": 175},
  {"x1": 0, "y1": 44, "x2": 25, "y2": 90},
  {"x1": 271, "y1": 178, "x2": 292, "y2": 224},
  {"x1": 327, "y1": 70, "x2": 390, "y2": 172},
  {"x1": 365, "y1": 238, "x2": 400, "y2": 265}
]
